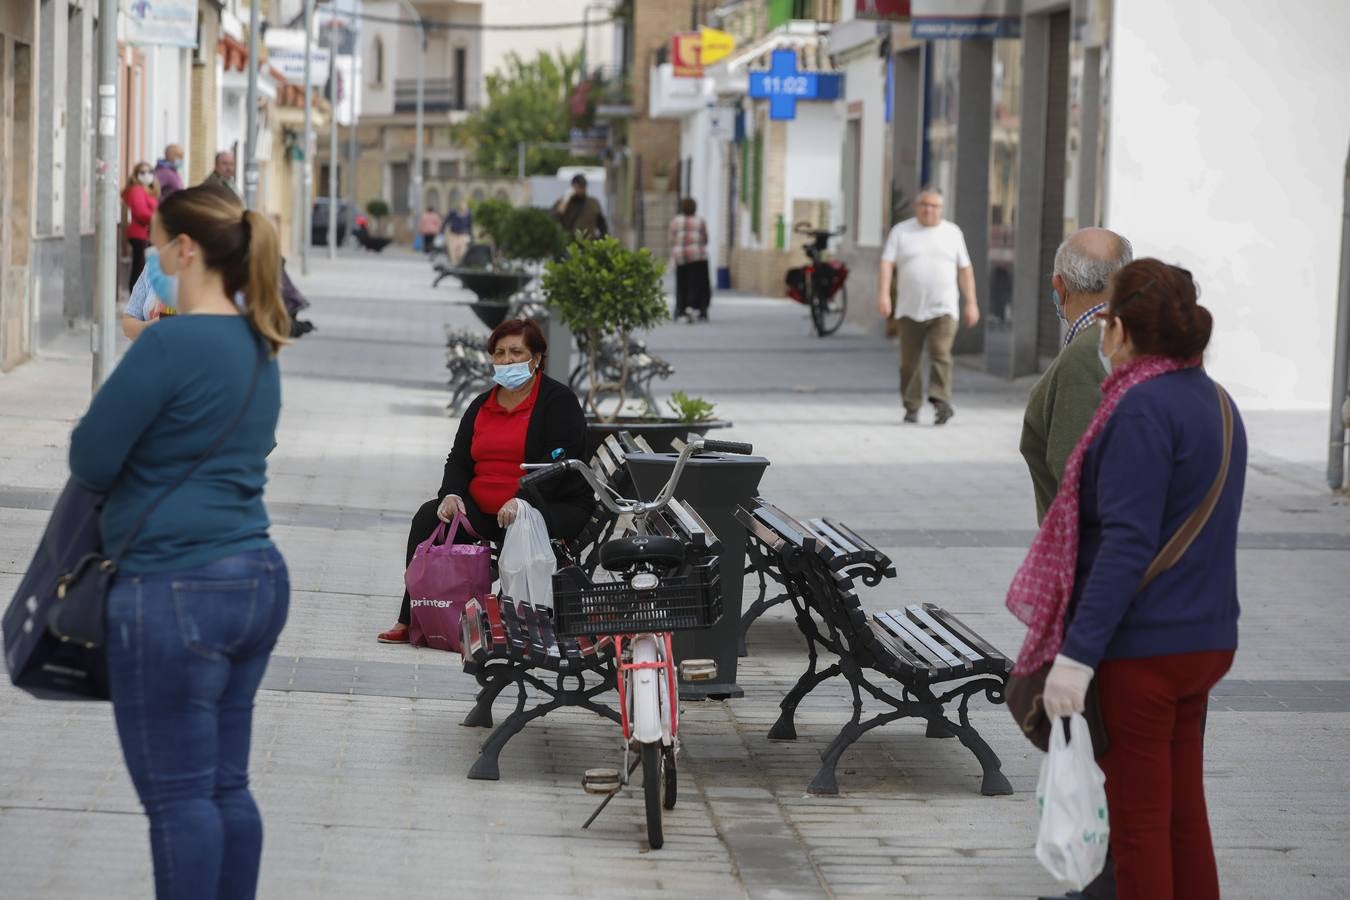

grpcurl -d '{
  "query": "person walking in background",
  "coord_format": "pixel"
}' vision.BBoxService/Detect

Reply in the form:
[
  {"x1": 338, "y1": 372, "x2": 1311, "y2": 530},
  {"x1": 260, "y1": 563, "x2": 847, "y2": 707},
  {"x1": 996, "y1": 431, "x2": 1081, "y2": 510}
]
[
  {"x1": 1009, "y1": 259, "x2": 1246, "y2": 900},
  {"x1": 69, "y1": 184, "x2": 292, "y2": 899},
  {"x1": 876, "y1": 188, "x2": 980, "y2": 425},
  {"x1": 669, "y1": 197, "x2": 711, "y2": 323},
  {"x1": 553, "y1": 174, "x2": 607, "y2": 239},
  {"x1": 154, "y1": 144, "x2": 185, "y2": 199},
  {"x1": 444, "y1": 201, "x2": 473, "y2": 265},
  {"x1": 121, "y1": 162, "x2": 160, "y2": 293},
  {"x1": 203, "y1": 151, "x2": 240, "y2": 197},
  {"x1": 417, "y1": 206, "x2": 442, "y2": 255},
  {"x1": 1021, "y1": 228, "x2": 1134, "y2": 523}
]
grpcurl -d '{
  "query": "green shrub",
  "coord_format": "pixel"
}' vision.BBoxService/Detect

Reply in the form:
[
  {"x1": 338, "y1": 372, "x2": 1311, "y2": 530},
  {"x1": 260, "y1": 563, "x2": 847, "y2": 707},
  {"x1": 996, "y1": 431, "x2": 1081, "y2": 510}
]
[
  {"x1": 471, "y1": 198, "x2": 513, "y2": 246},
  {"x1": 365, "y1": 199, "x2": 390, "y2": 221},
  {"x1": 542, "y1": 236, "x2": 668, "y2": 420},
  {"x1": 666, "y1": 390, "x2": 716, "y2": 424},
  {"x1": 498, "y1": 206, "x2": 566, "y2": 264}
]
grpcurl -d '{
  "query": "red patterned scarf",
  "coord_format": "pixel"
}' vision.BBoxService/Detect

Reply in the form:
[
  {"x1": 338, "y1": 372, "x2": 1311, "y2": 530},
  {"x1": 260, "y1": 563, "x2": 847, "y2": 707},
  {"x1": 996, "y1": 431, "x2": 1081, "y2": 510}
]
[{"x1": 1006, "y1": 353, "x2": 1199, "y2": 674}]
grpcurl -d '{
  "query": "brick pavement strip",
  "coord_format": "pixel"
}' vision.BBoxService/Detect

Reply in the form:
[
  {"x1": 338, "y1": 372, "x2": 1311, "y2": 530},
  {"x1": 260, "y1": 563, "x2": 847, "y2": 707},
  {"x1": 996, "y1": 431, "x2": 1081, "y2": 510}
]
[{"x1": 1, "y1": 253, "x2": 1348, "y2": 898}]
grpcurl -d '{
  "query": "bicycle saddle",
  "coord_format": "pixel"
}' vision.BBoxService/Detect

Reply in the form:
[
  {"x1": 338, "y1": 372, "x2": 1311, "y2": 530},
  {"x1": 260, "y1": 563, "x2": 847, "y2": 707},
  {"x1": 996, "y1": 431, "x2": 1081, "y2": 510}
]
[{"x1": 599, "y1": 535, "x2": 686, "y2": 573}]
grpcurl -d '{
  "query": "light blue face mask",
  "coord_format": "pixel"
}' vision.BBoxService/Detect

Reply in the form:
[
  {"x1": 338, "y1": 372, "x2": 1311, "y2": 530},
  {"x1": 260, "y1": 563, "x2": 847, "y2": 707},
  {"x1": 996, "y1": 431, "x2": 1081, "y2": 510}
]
[
  {"x1": 492, "y1": 361, "x2": 535, "y2": 390},
  {"x1": 1052, "y1": 288, "x2": 1066, "y2": 323},
  {"x1": 143, "y1": 245, "x2": 178, "y2": 306},
  {"x1": 1097, "y1": 323, "x2": 1114, "y2": 375}
]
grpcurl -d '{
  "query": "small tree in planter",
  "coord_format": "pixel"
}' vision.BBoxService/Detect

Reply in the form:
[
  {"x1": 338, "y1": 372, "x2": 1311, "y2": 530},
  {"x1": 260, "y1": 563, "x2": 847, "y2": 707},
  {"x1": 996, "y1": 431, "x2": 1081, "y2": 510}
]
[
  {"x1": 542, "y1": 236, "x2": 668, "y2": 421},
  {"x1": 497, "y1": 206, "x2": 567, "y2": 271},
  {"x1": 365, "y1": 199, "x2": 391, "y2": 233}
]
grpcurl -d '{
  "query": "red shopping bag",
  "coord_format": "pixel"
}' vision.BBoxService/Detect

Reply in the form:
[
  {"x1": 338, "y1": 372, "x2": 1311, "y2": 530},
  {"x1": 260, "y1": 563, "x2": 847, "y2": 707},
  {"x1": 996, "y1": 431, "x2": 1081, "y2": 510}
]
[{"x1": 405, "y1": 512, "x2": 492, "y2": 651}]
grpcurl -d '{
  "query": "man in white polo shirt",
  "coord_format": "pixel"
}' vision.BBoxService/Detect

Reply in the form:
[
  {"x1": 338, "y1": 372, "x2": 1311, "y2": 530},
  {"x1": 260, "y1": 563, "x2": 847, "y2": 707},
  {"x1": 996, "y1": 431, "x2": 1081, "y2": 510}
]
[{"x1": 877, "y1": 188, "x2": 980, "y2": 424}]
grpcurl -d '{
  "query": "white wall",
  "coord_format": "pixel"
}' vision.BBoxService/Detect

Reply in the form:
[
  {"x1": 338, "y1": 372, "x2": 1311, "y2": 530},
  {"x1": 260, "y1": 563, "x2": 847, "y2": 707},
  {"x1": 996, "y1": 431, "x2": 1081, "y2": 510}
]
[
  {"x1": 144, "y1": 46, "x2": 192, "y2": 169},
  {"x1": 479, "y1": 0, "x2": 613, "y2": 85},
  {"x1": 1106, "y1": 0, "x2": 1350, "y2": 410},
  {"x1": 784, "y1": 102, "x2": 845, "y2": 230},
  {"x1": 840, "y1": 50, "x2": 887, "y2": 246}
]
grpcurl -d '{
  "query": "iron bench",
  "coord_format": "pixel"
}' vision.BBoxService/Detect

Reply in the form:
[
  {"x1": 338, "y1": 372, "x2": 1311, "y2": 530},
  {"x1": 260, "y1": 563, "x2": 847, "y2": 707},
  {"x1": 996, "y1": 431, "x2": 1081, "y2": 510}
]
[{"x1": 736, "y1": 498, "x2": 1014, "y2": 797}]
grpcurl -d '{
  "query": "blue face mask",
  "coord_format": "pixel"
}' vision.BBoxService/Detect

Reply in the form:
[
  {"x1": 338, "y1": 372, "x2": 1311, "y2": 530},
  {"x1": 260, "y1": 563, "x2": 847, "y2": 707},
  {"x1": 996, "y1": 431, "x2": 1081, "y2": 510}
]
[
  {"x1": 144, "y1": 245, "x2": 178, "y2": 306},
  {"x1": 493, "y1": 361, "x2": 535, "y2": 390},
  {"x1": 1097, "y1": 324, "x2": 1114, "y2": 376},
  {"x1": 1052, "y1": 288, "x2": 1066, "y2": 323}
]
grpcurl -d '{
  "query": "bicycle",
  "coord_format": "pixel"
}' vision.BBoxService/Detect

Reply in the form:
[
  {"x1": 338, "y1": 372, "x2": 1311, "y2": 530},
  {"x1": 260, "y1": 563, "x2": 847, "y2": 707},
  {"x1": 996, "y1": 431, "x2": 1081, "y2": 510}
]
[
  {"x1": 785, "y1": 224, "x2": 849, "y2": 337},
  {"x1": 519, "y1": 437, "x2": 752, "y2": 849}
]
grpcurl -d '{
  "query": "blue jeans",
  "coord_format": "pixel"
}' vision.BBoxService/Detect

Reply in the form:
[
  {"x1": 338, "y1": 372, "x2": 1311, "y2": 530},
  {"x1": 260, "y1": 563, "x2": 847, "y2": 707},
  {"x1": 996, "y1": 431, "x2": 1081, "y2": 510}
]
[{"x1": 107, "y1": 547, "x2": 289, "y2": 900}]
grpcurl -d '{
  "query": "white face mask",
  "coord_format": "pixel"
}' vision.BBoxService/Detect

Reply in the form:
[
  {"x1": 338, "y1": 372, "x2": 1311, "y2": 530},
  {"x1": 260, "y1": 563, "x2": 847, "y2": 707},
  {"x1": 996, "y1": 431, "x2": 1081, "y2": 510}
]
[{"x1": 138, "y1": 172, "x2": 155, "y2": 186}]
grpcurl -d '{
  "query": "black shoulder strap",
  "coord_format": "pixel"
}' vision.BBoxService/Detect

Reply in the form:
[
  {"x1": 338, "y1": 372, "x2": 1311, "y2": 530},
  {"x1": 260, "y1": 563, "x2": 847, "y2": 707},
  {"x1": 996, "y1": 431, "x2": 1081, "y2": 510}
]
[{"x1": 112, "y1": 331, "x2": 267, "y2": 561}]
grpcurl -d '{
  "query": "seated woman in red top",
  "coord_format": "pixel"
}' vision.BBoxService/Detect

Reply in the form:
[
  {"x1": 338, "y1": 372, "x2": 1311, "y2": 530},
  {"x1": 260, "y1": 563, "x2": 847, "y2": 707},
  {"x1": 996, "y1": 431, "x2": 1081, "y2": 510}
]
[{"x1": 378, "y1": 318, "x2": 591, "y2": 643}]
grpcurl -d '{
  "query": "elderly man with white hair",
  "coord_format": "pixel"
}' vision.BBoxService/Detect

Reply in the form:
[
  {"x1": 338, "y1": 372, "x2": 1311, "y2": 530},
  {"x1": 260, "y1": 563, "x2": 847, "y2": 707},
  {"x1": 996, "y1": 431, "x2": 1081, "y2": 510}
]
[{"x1": 1020, "y1": 226, "x2": 1135, "y2": 521}]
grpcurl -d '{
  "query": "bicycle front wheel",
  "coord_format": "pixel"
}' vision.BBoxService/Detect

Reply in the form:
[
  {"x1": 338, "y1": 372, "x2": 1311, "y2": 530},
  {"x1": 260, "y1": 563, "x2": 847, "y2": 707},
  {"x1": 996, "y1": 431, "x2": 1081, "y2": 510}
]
[{"x1": 642, "y1": 741, "x2": 665, "y2": 849}]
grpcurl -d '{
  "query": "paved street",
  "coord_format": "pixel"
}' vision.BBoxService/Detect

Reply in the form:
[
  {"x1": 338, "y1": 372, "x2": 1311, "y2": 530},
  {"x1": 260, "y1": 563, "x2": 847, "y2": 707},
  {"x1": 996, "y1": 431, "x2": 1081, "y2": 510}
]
[{"x1": 2, "y1": 250, "x2": 1348, "y2": 899}]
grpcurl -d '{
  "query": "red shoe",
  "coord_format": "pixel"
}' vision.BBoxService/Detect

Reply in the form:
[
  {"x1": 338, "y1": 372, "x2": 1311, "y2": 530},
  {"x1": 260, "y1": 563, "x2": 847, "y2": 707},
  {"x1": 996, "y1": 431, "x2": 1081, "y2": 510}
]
[{"x1": 377, "y1": 623, "x2": 410, "y2": 644}]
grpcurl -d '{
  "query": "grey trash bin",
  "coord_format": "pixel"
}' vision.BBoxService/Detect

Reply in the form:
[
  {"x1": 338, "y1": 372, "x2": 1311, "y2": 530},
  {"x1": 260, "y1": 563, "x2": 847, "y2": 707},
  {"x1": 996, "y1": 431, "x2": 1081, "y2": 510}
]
[{"x1": 626, "y1": 449, "x2": 770, "y2": 700}]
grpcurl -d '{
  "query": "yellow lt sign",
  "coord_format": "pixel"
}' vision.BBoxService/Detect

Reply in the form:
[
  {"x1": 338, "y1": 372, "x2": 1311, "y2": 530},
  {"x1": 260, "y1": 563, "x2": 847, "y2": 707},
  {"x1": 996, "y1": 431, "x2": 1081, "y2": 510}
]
[{"x1": 699, "y1": 27, "x2": 736, "y2": 65}]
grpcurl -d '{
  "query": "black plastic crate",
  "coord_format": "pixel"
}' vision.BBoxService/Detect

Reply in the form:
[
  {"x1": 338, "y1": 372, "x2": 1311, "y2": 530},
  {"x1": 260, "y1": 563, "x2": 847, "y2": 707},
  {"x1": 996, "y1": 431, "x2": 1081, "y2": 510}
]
[{"x1": 553, "y1": 563, "x2": 722, "y2": 638}]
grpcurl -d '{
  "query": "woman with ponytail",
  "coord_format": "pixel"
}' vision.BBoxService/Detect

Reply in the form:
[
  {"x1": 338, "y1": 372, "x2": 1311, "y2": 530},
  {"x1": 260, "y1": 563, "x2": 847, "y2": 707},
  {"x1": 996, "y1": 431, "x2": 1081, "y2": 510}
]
[
  {"x1": 68, "y1": 184, "x2": 289, "y2": 899},
  {"x1": 1007, "y1": 259, "x2": 1247, "y2": 899}
]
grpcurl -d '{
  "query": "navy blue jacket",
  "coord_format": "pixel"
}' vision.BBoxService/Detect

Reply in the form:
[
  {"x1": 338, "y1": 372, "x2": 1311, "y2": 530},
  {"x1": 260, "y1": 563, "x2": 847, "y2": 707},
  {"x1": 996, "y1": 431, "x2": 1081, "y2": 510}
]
[{"x1": 1061, "y1": 367, "x2": 1246, "y2": 668}]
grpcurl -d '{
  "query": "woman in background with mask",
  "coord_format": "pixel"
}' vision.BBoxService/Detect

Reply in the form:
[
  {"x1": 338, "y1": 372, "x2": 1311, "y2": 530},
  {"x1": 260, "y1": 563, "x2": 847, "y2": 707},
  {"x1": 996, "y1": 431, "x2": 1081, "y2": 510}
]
[
  {"x1": 122, "y1": 162, "x2": 160, "y2": 292},
  {"x1": 377, "y1": 318, "x2": 590, "y2": 644}
]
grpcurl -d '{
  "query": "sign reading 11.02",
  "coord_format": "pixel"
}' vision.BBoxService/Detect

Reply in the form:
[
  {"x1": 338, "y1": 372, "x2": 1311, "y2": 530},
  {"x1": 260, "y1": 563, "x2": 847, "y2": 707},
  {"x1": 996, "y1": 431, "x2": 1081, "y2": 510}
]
[{"x1": 748, "y1": 49, "x2": 844, "y2": 121}]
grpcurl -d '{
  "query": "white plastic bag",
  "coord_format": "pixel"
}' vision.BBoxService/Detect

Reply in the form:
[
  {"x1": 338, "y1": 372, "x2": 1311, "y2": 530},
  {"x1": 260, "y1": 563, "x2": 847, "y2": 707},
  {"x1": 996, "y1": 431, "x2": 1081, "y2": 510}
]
[
  {"x1": 499, "y1": 499, "x2": 556, "y2": 608},
  {"x1": 1035, "y1": 713, "x2": 1110, "y2": 890}
]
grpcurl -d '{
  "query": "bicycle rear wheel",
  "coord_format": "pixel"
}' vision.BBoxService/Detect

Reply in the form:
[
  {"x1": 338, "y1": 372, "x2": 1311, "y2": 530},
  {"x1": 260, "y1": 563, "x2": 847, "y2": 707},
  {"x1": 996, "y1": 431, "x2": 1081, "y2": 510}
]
[
  {"x1": 642, "y1": 741, "x2": 665, "y2": 849},
  {"x1": 813, "y1": 283, "x2": 848, "y2": 337}
]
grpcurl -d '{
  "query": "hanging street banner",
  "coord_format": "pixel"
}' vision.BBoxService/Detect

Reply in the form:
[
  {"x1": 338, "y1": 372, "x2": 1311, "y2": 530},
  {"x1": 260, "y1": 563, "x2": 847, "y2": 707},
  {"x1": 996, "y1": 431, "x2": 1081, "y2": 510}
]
[
  {"x1": 911, "y1": 0, "x2": 1021, "y2": 38},
  {"x1": 856, "y1": 0, "x2": 912, "y2": 20},
  {"x1": 264, "y1": 28, "x2": 332, "y2": 87},
  {"x1": 125, "y1": 0, "x2": 199, "y2": 48},
  {"x1": 672, "y1": 32, "x2": 703, "y2": 78},
  {"x1": 748, "y1": 48, "x2": 844, "y2": 121},
  {"x1": 699, "y1": 27, "x2": 736, "y2": 65}
]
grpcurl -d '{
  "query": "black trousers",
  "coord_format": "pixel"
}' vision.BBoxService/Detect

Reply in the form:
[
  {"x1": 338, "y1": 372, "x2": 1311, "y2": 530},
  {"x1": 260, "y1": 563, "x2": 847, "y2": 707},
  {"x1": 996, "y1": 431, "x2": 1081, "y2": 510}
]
[
  {"x1": 398, "y1": 495, "x2": 503, "y2": 625},
  {"x1": 674, "y1": 259, "x2": 711, "y2": 317},
  {"x1": 128, "y1": 238, "x2": 147, "y2": 293}
]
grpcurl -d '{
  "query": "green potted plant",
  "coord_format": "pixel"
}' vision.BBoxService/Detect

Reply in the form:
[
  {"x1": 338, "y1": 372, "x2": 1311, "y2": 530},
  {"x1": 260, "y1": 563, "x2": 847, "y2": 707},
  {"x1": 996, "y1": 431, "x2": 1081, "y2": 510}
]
[
  {"x1": 452, "y1": 202, "x2": 566, "y2": 328},
  {"x1": 543, "y1": 238, "x2": 732, "y2": 451},
  {"x1": 365, "y1": 198, "x2": 391, "y2": 233}
]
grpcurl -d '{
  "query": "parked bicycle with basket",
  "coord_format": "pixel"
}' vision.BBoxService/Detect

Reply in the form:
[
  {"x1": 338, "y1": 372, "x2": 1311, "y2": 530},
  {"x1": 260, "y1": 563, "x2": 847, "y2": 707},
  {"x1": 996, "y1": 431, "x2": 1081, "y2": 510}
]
[{"x1": 519, "y1": 436, "x2": 752, "y2": 849}]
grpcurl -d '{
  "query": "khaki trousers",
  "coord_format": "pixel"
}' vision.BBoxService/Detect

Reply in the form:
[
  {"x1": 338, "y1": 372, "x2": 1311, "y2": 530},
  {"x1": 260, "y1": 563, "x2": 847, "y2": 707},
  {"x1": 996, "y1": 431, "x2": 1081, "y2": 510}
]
[
  {"x1": 896, "y1": 314, "x2": 957, "y2": 411},
  {"x1": 447, "y1": 233, "x2": 470, "y2": 265}
]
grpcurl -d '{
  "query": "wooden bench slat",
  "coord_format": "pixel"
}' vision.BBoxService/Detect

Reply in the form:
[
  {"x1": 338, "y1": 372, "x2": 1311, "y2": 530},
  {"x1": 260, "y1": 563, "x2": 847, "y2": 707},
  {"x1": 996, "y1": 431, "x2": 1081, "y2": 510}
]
[
  {"x1": 906, "y1": 604, "x2": 981, "y2": 664},
  {"x1": 754, "y1": 502, "x2": 817, "y2": 552},
  {"x1": 866, "y1": 618, "x2": 926, "y2": 674},
  {"x1": 807, "y1": 517, "x2": 862, "y2": 557},
  {"x1": 876, "y1": 610, "x2": 966, "y2": 671},
  {"x1": 921, "y1": 604, "x2": 1011, "y2": 668}
]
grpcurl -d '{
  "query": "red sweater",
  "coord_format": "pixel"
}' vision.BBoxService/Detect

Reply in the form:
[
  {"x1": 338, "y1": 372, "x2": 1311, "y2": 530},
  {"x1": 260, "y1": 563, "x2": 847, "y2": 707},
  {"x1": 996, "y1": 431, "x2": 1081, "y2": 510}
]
[
  {"x1": 122, "y1": 185, "x2": 158, "y2": 242},
  {"x1": 468, "y1": 377, "x2": 540, "y2": 514}
]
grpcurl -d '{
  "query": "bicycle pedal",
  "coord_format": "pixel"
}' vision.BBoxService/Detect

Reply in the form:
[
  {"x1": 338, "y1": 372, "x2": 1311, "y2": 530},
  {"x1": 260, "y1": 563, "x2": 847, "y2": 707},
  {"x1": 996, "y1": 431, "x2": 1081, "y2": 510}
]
[
  {"x1": 582, "y1": 768, "x2": 621, "y2": 795},
  {"x1": 679, "y1": 659, "x2": 718, "y2": 682}
]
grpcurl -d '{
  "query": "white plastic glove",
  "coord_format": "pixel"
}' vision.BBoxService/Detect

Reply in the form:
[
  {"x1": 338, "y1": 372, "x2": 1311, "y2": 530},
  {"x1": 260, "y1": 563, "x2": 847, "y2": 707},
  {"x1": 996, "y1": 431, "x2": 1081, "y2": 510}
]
[
  {"x1": 496, "y1": 498, "x2": 521, "y2": 528},
  {"x1": 1042, "y1": 654, "x2": 1094, "y2": 719}
]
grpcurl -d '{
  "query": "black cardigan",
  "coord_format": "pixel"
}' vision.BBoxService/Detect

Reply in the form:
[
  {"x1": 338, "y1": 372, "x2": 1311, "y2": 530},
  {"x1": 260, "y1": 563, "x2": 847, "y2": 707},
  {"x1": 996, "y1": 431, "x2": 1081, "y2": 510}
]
[{"x1": 438, "y1": 374, "x2": 592, "y2": 539}]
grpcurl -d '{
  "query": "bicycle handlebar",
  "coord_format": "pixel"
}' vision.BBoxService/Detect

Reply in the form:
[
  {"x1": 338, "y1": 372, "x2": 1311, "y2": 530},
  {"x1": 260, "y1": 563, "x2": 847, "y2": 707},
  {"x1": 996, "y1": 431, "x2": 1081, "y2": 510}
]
[
  {"x1": 793, "y1": 223, "x2": 846, "y2": 237},
  {"x1": 519, "y1": 438, "x2": 752, "y2": 517}
]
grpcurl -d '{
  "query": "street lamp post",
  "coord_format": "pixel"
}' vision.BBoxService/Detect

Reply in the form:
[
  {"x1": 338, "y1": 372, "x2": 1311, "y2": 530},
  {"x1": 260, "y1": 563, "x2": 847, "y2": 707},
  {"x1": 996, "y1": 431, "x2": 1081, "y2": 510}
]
[
  {"x1": 395, "y1": 0, "x2": 425, "y2": 230},
  {"x1": 302, "y1": 0, "x2": 314, "y2": 274},
  {"x1": 92, "y1": 0, "x2": 119, "y2": 388},
  {"x1": 244, "y1": 0, "x2": 261, "y2": 210},
  {"x1": 327, "y1": 15, "x2": 340, "y2": 260}
]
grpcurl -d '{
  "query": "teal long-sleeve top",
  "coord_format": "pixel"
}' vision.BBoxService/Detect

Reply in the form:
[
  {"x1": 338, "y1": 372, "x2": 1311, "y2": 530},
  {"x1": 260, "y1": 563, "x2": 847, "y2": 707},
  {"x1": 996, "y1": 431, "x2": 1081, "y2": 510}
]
[{"x1": 69, "y1": 315, "x2": 281, "y2": 574}]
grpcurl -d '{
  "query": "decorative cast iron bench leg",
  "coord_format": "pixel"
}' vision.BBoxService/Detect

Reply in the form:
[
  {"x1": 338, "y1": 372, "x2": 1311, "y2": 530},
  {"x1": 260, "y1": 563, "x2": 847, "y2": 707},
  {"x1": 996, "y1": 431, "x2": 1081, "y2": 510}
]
[
  {"x1": 461, "y1": 664, "x2": 517, "y2": 728},
  {"x1": 738, "y1": 590, "x2": 788, "y2": 658},
  {"x1": 767, "y1": 661, "x2": 841, "y2": 741},
  {"x1": 467, "y1": 695, "x2": 567, "y2": 781},
  {"x1": 806, "y1": 707, "x2": 908, "y2": 796}
]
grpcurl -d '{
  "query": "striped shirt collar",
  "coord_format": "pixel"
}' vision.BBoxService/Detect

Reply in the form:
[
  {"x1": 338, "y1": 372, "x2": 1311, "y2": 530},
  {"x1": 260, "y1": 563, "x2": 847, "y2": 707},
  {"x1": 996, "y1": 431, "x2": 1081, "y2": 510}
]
[{"x1": 1064, "y1": 302, "x2": 1107, "y2": 347}]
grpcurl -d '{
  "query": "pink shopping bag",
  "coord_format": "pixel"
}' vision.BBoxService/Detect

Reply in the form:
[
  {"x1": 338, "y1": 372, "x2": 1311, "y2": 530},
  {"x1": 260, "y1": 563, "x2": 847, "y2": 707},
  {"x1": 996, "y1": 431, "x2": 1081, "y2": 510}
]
[{"x1": 405, "y1": 512, "x2": 492, "y2": 651}]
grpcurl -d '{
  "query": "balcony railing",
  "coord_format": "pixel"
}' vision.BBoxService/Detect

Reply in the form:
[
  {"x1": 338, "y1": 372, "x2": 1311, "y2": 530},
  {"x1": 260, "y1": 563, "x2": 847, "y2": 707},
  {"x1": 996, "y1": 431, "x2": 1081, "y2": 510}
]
[{"x1": 393, "y1": 78, "x2": 478, "y2": 113}]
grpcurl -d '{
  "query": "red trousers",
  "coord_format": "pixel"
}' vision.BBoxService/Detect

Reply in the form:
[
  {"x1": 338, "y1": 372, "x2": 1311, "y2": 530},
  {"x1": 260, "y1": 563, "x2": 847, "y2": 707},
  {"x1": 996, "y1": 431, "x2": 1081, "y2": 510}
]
[{"x1": 1096, "y1": 650, "x2": 1234, "y2": 900}]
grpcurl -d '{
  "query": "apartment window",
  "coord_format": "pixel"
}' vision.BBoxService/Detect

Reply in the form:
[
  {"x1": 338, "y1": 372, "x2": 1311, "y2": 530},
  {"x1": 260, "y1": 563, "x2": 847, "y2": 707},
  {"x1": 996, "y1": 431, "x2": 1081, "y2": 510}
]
[{"x1": 370, "y1": 36, "x2": 384, "y2": 88}]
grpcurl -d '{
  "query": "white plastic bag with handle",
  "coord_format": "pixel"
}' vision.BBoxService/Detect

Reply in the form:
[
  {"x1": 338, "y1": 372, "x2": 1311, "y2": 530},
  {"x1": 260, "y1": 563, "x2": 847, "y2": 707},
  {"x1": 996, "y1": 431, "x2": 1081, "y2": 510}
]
[
  {"x1": 499, "y1": 499, "x2": 556, "y2": 608},
  {"x1": 1035, "y1": 713, "x2": 1110, "y2": 890}
]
